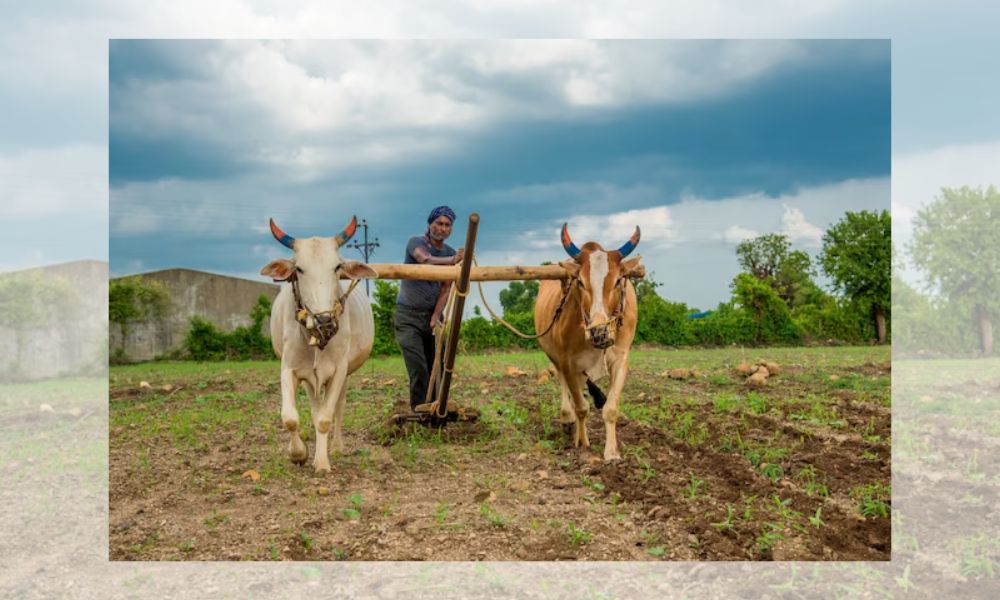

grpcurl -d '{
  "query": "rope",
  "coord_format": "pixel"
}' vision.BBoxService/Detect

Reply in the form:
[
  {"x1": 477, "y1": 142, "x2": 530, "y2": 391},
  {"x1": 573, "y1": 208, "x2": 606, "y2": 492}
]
[
  {"x1": 473, "y1": 254, "x2": 572, "y2": 340},
  {"x1": 424, "y1": 280, "x2": 459, "y2": 408}
]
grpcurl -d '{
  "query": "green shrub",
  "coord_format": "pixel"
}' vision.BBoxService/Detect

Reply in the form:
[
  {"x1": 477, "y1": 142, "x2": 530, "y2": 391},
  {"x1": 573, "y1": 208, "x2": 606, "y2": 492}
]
[{"x1": 183, "y1": 295, "x2": 272, "y2": 361}]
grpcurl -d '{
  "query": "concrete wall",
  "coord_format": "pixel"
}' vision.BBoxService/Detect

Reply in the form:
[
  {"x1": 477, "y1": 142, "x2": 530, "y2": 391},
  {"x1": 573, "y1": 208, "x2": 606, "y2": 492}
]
[
  {"x1": 0, "y1": 260, "x2": 109, "y2": 381},
  {"x1": 109, "y1": 268, "x2": 280, "y2": 361}
]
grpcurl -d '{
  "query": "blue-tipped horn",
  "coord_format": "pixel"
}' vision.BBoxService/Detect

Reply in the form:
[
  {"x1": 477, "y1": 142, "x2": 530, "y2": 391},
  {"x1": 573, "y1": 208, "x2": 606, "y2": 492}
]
[
  {"x1": 270, "y1": 218, "x2": 295, "y2": 250},
  {"x1": 617, "y1": 226, "x2": 641, "y2": 258},
  {"x1": 561, "y1": 223, "x2": 581, "y2": 259}
]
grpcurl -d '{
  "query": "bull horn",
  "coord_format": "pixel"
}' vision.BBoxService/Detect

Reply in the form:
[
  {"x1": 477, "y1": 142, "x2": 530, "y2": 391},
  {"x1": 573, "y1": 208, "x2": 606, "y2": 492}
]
[
  {"x1": 333, "y1": 215, "x2": 358, "y2": 247},
  {"x1": 617, "y1": 226, "x2": 641, "y2": 258},
  {"x1": 561, "y1": 223, "x2": 581, "y2": 259},
  {"x1": 269, "y1": 218, "x2": 295, "y2": 250}
]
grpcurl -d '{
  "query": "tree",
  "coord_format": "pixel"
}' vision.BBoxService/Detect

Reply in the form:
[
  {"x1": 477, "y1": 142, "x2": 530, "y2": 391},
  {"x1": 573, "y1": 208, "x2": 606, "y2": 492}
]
[
  {"x1": 108, "y1": 276, "x2": 170, "y2": 362},
  {"x1": 910, "y1": 186, "x2": 1000, "y2": 355},
  {"x1": 737, "y1": 234, "x2": 791, "y2": 280},
  {"x1": 730, "y1": 273, "x2": 800, "y2": 344},
  {"x1": 371, "y1": 279, "x2": 400, "y2": 355},
  {"x1": 737, "y1": 234, "x2": 818, "y2": 308},
  {"x1": 819, "y1": 210, "x2": 891, "y2": 343},
  {"x1": 498, "y1": 280, "x2": 539, "y2": 315}
]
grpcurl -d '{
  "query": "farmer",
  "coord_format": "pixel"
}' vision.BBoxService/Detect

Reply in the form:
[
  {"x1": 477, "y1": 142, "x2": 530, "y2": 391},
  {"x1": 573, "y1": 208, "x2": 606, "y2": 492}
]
[{"x1": 395, "y1": 206, "x2": 465, "y2": 412}]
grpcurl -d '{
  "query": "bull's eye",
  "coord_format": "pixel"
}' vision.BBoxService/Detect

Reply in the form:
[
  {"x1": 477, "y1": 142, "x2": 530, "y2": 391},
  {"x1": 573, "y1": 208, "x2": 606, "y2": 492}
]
[
  {"x1": 295, "y1": 266, "x2": 304, "y2": 274},
  {"x1": 334, "y1": 264, "x2": 342, "y2": 272}
]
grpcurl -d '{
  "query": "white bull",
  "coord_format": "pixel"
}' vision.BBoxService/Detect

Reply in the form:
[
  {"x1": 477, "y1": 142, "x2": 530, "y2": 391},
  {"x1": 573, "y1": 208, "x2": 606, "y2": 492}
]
[{"x1": 260, "y1": 216, "x2": 376, "y2": 472}]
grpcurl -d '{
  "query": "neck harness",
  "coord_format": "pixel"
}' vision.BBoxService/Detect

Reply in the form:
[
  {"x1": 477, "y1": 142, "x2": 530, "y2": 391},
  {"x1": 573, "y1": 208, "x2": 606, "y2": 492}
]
[{"x1": 290, "y1": 276, "x2": 360, "y2": 350}]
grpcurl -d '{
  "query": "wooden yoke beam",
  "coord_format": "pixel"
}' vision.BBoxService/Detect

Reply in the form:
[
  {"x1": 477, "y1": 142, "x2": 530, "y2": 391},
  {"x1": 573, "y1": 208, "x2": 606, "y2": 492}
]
[{"x1": 353, "y1": 263, "x2": 570, "y2": 282}]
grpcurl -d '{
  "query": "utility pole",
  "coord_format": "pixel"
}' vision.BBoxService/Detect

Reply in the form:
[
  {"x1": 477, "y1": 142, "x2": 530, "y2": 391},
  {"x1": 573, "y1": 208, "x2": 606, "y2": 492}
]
[{"x1": 344, "y1": 218, "x2": 379, "y2": 295}]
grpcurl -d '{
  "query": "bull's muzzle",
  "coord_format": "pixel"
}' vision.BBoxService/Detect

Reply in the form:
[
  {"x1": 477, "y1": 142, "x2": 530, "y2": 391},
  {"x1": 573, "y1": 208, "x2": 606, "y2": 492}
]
[{"x1": 587, "y1": 326, "x2": 615, "y2": 350}]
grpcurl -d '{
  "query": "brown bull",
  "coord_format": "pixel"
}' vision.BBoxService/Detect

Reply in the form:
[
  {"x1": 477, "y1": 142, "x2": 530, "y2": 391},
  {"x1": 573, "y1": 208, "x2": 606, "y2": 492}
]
[{"x1": 535, "y1": 223, "x2": 644, "y2": 461}]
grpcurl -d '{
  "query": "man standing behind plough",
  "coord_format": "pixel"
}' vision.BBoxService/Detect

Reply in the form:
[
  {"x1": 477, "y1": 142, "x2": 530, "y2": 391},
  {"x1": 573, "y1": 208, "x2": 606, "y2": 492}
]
[{"x1": 395, "y1": 206, "x2": 465, "y2": 412}]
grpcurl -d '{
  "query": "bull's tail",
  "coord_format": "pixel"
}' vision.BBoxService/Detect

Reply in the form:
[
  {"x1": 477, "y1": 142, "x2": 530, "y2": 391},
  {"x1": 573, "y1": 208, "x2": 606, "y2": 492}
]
[{"x1": 585, "y1": 378, "x2": 607, "y2": 410}]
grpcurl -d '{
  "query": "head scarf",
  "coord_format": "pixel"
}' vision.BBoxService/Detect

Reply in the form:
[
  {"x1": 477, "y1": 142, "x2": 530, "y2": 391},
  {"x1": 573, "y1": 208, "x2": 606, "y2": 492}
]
[{"x1": 427, "y1": 205, "x2": 456, "y2": 224}]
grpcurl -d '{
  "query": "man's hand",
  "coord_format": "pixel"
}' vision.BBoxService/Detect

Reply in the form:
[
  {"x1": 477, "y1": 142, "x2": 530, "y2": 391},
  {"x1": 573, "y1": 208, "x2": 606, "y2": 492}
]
[
  {"x1": 453, "y1": 247, "x2": 465, "y2": 265},
  {"x1": 430, "y1": 312, "x2": 444, "y2": 329}
]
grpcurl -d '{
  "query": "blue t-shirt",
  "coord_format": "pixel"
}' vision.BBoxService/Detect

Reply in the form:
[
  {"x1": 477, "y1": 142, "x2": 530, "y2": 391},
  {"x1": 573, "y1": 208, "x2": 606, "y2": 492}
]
[{"x1": 396, "y1": 235, "x2": 456, "y2": 310}]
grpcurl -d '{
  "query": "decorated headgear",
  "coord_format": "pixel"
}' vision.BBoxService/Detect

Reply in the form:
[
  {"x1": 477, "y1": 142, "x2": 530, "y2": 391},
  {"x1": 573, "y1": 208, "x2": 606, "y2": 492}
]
[{"x1": 427, "y1": 205, "x2": 456, "y2": 224}]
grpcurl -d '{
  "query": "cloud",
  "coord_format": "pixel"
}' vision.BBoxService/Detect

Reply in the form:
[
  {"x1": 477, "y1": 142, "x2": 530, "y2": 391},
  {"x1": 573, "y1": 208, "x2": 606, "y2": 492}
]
[
  {"x1": 722, "y1": 225, "x2": 760, "y2": 244},
  {"x1": 110, "y1": 39, "x2": 835, "y2": 182},
  {"x1": 780, "y1": 205, "x2": 824, "y2": 246}
]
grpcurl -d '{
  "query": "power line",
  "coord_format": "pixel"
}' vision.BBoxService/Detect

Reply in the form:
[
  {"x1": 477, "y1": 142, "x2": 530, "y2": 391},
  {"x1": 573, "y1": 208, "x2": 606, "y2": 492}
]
[{"x1": 343, "y1": 218, "x2": 379, "y2": 296}]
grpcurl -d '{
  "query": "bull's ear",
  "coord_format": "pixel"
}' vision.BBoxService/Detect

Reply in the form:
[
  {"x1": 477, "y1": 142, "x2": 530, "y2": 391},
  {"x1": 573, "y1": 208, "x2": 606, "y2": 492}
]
[
  {"x1": 341, "y1": 260, "x2": 378, "y2": 280},
  {"x1": 558, "y1": 259, "x2": 582, "y2": 278},
  {"x1": 622, "y1": 257, "x2": 645, "y2": 279},
  {"x1": 260, "y1": 259, "x2": 295, "y2": 281}
]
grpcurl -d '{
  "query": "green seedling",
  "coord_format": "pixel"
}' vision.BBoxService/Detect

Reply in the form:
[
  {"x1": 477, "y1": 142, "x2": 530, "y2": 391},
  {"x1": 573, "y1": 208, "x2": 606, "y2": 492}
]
[
  {"x1": 565, "y1": 522, "x2": 592, "y2": 546},
  {"x1": 683, "y1": 473, "x2": 705, "y2": 499},
  {"x1": 809, "y1": 507, "x2": 825, "y2": 528}
]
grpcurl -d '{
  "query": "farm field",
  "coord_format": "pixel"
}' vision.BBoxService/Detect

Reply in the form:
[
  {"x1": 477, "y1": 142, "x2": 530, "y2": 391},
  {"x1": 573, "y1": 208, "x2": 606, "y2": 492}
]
[{"x1": 108, "y1": 346, "x2": 891, "y2": 561}]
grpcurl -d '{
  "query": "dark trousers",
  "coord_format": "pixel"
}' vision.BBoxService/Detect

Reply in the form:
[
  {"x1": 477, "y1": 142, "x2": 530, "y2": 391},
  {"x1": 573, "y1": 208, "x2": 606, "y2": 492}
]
[{"x1": 394, "y1": 305, "x2": 437, "y2": 409}]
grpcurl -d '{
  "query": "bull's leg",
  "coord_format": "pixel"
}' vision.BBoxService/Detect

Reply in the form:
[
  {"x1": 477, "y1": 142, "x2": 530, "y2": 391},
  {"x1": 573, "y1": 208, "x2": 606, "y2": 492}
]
[
  {"x1": 280, "y1": 368, "x2": 307, "y2": 464},
  {"x1": 565, "y1": 371, "x2": 590, "y2": 449},
  {"x1": 331, "y1": 382, "x2": 348, "y2": 454},
  {"x1": 309, "y1": 379, "x2": 331, "y2": 473},
  {"x1": 555, "y1": 369, "x2": 576, "y2": 441},
  {"x1": 602, "y1": 351, "x2": 629, "y2": 461},
  {"x1": 313, "y1": 364, "x2": 348, "y2": 473}
]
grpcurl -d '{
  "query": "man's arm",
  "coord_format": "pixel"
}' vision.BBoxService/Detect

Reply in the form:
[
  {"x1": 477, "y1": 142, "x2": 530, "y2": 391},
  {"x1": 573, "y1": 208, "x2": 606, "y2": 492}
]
[{"x1": 413, "y1": 246, "x2": 465, "y2": 266}]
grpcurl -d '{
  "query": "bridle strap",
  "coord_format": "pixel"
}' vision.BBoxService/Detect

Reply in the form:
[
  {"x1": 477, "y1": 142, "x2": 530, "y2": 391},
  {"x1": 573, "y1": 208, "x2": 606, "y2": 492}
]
[{"x1": 290, "y1": 276, "x2": 361, "y2": 349}]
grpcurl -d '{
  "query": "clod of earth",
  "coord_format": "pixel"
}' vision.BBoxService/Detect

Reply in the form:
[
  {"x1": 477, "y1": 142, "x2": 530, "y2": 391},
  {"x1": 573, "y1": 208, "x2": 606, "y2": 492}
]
[
  {"x1": 762, "y1": 362, "x2": 780, "y2": 375},
  {"x1": 474, "y1": 490, "x2": 497, "y2": 503},
  {"x1": 736, "y1": 362, "x2": 752, "y2": 374},
  {"x1": 241, "y1": 470, "x2": 260, "y2": 481},
  {"x1": 139, "y1": 381, "x2": 151, "y2": 390},
  {"x1": 39, "y1": 404, "x2": 54, "y2": 413},
  {"x1": 663, "y1": 368, "x2": 693, "y2": 380},
  {"x1": 506, "y1": 366, "x2": 528, "y2": 377},
  {"x1": 162, "y1": 384, "x2": 174, "y2": 393},
  {"x1": 536, "y1": 369, "x2": 551, "y2": 384},
  {"x1": 746, "y1": 366, "x2": 769, "y2": 387}
]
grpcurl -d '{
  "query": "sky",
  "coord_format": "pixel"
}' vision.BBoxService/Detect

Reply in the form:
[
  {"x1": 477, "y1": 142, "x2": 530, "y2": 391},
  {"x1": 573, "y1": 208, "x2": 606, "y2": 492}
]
[{"x1": 107, "y1": 39, "x2": 889, "y2": 311}]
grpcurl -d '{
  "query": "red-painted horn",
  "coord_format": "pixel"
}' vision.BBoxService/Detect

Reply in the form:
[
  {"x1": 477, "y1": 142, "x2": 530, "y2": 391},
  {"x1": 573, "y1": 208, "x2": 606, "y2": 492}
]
[
  {"x1": 270, "y1": 219, "x2": 295, "y2": 250},
  {"x1": 334, "y1": 215, "x2": 358, "y2": 247},
  {"x1": 561, "y1": 223, "x2": 581, "y2": 259}
]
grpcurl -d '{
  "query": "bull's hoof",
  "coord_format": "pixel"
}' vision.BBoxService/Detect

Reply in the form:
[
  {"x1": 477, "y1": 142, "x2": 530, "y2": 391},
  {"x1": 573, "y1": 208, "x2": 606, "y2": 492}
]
[
  {"x1": 313, "y1": 461, "x2": 331, "y2": 474},
  {"x1": 289, "y1": 438, "x2": 308, "y2": 465},
  {"x1": 603, "y1": 452, "x2": 622, "y2": 463}
]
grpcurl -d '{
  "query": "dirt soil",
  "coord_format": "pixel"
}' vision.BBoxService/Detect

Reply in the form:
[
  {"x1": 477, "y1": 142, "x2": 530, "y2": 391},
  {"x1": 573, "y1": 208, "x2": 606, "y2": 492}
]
[{"x1": 109, "y1": 353, "x2": 891, "y2": 561}]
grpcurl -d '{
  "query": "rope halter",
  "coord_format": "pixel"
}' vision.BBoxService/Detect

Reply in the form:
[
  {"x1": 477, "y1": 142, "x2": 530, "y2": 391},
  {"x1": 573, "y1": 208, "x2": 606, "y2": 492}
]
[{"x1": 291, "y1": 277, "x2": 361, "y2": 350}]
